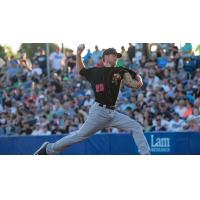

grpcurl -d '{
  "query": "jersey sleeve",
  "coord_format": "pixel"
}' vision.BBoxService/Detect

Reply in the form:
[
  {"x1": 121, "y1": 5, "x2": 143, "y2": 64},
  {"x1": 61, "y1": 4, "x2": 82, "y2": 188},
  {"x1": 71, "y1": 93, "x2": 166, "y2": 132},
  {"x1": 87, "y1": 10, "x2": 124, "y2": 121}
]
[
  {"x1": 121, "y1": 68, "x2": 137, "y2": 79},
  {"x1": 79, "y1": 68, "x2": 92, "y2": 81},
  {"x1": 114, "y1": 67, "x2": 137, "y2": 79}
]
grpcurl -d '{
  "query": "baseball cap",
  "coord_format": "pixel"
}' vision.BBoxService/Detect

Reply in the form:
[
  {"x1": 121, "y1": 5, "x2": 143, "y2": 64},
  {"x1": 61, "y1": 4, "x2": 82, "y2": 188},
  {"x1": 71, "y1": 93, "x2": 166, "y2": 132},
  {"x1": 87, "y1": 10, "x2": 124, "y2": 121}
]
[{"x1": 102, "y1": 48, "x2": 122, "y2": 58}]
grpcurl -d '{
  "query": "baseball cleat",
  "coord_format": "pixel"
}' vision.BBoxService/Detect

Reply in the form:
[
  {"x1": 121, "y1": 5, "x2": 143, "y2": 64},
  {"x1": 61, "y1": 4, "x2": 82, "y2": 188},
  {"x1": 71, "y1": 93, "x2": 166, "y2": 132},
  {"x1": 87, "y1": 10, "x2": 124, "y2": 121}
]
[{"x1": 34, "y1": 142, "x2": 49, "y2": 155}]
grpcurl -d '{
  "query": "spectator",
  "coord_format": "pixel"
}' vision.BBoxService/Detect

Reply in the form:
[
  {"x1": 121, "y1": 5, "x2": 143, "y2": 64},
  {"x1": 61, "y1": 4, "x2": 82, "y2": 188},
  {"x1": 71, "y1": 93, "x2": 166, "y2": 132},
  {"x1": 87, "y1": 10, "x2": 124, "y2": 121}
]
[
  {"x1": 41, "y1": 125, "x2": 52, "y2": 135},
  {"x1": 170, "y1": 43, "x2": 179, "y2": 58},
  {"x1": 32, "y1": 61, "x2": 42, "y2": 77},
  {"x1": 50, "y1": 73, "x2": 63, "y2": 93},
  {"x1": 65, "y1": 50, "x2": 76, "y2": 73},
  {"x1": 35, "y1": 48, "x2": 47, "y2": 76},
  {"x1": 184, "y1": 116, "x2": 200, "y2": 132},
  {"x1": 174, "y1": 99, "x2": 188, "y2": 118},
  {"x1": 127, "y1": 43, "x2": 135, "y2": 63},
  {"x1": 119, "y1": 97, "x2": 135, "y2": 112},
  {"x1": 156, "y1": 51, "x2": 168, "y2": 69},
  {"x1": 146, "y1": 68, "x2": 161, "y2": 90},
  {"x1": 181, "y1": 43, "x2": 193, "y2": 57},
  {"x1": 31, "y1": 123, "x2": 43, "y2": 136},
  {"x1": 161, "y1": 78, "x2": 170, "y2": 93},
  {"x1": 83, "y1": 94, "x2": 94, "y2": 107},
  {"x1": 86, "y1": 57, "x2": 95, "y2": 68},
  {"x1": 91, "y1": 45, "x2": 102, "y2": 65},
  {"x1": 6, "y1": 56, "x2": 22, "y2": 81},
  {"x1": 120, "y1": 46, "x2": 129, "y2": 66},
  {"x1": 50, "y1": 46, "x2": 65, "y2": 74},
  {"x1": 151, "y1": 114, "x2": 168, "y2": 131},
  {"x1": 188, "y1": 106, "x2": 200, "y2": 121},
  {"x1": 19, "y1": 52, "x2": 32, "y2": 72},
  {"x1": 167, "y1": 112, "x2": 186, "y2": 131},
  {"x1": 182, "y1": 100, "x2": 193, "y2": 119},
  {"x1": 83, "y1": 49, "x2": 92, "y2": 64}
]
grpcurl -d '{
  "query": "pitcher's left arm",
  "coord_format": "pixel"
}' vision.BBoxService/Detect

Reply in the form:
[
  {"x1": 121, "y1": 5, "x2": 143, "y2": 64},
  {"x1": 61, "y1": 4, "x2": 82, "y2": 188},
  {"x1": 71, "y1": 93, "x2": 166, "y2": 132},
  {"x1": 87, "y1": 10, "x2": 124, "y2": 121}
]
[{"x1": 123, "y1": 72, "x2": 143, "y2": 89}]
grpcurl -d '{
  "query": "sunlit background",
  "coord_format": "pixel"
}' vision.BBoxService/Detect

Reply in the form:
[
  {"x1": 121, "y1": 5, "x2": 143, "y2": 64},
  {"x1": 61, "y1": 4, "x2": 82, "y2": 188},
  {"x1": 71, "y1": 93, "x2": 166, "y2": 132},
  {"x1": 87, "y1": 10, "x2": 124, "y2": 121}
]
[{"x1": 1, "y1": 42, "x2": 200, "y2": 55}]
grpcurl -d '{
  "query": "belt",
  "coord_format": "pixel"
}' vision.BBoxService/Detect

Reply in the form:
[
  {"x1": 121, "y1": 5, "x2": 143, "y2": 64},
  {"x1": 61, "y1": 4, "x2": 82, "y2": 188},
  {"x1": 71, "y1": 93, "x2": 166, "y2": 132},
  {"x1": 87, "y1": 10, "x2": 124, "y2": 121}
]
[{"x1": 98, "y1": 103, "x2": 115, "y2": 110}]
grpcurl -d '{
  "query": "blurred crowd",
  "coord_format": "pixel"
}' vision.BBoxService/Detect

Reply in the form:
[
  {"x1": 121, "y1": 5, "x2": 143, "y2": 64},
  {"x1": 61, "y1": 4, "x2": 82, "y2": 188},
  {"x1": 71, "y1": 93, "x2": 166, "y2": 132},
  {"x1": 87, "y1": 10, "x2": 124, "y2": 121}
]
[{"x1": 0, "y1": 43, "x2": 200, "y2": 137}]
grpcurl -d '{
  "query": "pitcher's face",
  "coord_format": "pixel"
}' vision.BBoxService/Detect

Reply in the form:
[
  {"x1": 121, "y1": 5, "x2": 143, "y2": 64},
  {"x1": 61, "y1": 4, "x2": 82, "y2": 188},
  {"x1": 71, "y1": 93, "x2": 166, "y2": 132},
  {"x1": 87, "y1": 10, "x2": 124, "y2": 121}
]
[{"x1": 104, "y1": 54, "x2": 118, "y2": 67}]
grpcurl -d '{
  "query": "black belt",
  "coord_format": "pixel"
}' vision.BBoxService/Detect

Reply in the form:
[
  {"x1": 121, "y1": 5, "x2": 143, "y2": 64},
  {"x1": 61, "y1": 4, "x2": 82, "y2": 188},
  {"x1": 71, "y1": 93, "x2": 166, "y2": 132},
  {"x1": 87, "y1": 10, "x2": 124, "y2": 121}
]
[{"x1": 98, "y1": 103, "x2": 115, "y2": 110}]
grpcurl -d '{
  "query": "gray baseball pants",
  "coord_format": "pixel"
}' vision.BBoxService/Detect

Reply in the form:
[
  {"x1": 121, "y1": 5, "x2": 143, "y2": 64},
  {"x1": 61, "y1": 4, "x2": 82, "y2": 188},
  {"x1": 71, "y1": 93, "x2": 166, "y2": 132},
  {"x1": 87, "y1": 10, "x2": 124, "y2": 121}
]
[{"x1": 46, "y1": 102, "x2": 150, "y2": 155}]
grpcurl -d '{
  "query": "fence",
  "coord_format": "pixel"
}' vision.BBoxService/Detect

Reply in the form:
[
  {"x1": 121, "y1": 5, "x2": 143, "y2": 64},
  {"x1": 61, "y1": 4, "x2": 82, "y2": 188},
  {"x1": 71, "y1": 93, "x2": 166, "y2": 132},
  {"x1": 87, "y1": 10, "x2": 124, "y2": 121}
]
[{"x1": 0, "y1": 132, "x2": 200, "y2": 155}]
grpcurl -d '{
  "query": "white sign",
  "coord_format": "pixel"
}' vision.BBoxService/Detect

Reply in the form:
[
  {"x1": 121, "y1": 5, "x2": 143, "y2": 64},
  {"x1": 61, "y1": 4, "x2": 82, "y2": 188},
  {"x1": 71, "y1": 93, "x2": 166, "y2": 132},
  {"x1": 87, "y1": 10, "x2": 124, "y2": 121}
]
[{"x1": 150, "y1": 135, "x2": 171, "y2": 152}]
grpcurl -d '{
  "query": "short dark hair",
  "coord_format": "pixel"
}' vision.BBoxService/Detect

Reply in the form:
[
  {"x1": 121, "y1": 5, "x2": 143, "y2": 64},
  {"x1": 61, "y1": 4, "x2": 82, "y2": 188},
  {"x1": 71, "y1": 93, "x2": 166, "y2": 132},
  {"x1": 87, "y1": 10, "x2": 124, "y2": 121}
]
[{"x1": 102, "y1": 48, "x2": 122, "y2": 58}]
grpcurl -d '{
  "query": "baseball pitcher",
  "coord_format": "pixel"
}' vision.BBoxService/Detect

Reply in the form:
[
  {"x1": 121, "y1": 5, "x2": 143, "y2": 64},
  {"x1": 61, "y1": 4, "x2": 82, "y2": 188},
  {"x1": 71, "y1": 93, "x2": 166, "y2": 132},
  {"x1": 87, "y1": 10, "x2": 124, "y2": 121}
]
[{"x1": 34, "y1": 44, "x2": 150, "y2": 155}]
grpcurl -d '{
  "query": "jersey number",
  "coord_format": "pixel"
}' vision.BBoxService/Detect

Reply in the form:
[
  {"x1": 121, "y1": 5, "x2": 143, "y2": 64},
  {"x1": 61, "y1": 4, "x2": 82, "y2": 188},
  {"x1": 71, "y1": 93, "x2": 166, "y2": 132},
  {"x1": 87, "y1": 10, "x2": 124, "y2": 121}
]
[{"x1": 96, "y1": 83, "x2": 105, "y2": 92}]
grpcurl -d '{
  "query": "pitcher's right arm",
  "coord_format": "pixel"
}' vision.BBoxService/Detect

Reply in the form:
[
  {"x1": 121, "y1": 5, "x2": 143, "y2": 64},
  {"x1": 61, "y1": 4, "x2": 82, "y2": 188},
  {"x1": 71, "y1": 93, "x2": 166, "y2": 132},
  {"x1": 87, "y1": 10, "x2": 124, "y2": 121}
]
[{"x1": 76, "y1": 44, "x2": 86, "y2": 73}]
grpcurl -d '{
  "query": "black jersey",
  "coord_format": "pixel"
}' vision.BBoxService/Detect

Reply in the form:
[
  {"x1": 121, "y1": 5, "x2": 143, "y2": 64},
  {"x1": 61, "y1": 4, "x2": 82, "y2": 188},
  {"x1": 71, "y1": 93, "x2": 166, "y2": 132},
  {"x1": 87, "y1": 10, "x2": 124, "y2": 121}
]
[{"x1": 80, "y1": 67, "x2": 136, "y2": 106}]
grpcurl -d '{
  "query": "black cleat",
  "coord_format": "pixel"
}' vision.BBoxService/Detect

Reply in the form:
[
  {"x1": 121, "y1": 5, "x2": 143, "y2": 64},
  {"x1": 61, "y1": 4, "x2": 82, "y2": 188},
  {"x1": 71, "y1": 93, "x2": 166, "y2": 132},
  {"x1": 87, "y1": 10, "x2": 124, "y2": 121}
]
[{"x1": 34, "y1": 142, "x2": 49, "y2": 155}]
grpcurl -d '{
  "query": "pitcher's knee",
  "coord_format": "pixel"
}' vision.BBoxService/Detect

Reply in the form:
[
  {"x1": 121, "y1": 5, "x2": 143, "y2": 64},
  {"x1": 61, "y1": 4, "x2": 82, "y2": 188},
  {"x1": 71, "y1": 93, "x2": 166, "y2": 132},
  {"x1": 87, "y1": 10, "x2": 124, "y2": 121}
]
[
  {"x1": 77, "y1": 131, "x2": 92, "y2": 140},
  {"x1": 131, "y1": 122, "x2": 143, "y2": 134}
]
